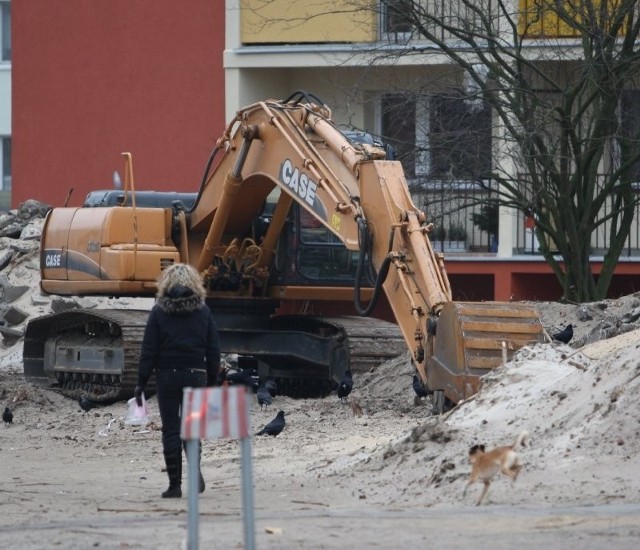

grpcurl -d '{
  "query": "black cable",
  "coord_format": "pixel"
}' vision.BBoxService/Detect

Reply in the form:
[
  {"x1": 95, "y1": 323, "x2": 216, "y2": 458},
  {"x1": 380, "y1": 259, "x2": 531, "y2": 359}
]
[
  {"x1": 354, "y1": 216, "x2": 391, "y2": 316},
  {"x1": 283, "y1": 90, "x2": 326, "y2": 106},
  {"x1": 190, "y1": 146, "x2": 220, "y2": 214}
]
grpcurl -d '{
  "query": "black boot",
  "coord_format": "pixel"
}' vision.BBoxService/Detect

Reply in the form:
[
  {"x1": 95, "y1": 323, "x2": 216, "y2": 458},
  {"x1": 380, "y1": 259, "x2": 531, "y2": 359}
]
[
  {"x1": 162, "y1": 450, "x2": 182, "y2": 498},
  {"x1": 183, "y1": 441, "x2": 205, "y2": 493}
]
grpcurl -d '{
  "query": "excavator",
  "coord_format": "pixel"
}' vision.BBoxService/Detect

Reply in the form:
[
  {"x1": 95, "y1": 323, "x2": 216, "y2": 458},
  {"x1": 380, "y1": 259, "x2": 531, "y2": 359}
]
[{"x1": 23, "y1": 91, "x2": 544, "y2": 412}]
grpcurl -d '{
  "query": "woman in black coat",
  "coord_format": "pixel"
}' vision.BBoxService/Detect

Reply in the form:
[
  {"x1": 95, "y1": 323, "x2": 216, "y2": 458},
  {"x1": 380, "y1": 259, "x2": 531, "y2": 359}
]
[{"x1": 135, "y1": 263, "x2": 221, "y2": 498}]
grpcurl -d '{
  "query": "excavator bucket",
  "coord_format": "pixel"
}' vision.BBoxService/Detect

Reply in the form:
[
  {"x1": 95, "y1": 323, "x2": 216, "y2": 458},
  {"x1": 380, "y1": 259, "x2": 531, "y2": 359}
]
[{"x1": 426, "y1": 302, "x2": 545, "y2": 404}]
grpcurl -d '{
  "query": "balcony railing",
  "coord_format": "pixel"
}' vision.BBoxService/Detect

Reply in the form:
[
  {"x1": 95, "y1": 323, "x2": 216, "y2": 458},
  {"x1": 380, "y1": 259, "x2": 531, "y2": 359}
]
[{"x1": 410, "y1": 177, "x2": 640, "y2": 257}]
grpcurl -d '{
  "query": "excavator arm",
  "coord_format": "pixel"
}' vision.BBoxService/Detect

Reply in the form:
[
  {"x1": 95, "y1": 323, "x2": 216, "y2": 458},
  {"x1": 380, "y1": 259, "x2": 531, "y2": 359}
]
[
  {"x1": 185, "y1": 97, "x2": 449, "y2": 377},
  {"x1": 181, "y1": 93, "x2": 543, "y2": 401}
]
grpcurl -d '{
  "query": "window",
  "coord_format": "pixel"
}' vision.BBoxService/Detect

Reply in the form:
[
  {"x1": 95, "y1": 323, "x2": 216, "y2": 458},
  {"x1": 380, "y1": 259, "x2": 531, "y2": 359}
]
[
  {"x1": 382, "y1": 0, "x2": 414, "y2": 41},
  {"x1": 619, "y1": 90, "x2": 640, "y2": 182},
  {"x1": 1, "y1": 1, "x2": 10, "y2": 62},
  {"x1": 381, "y1": 94, "x2": 416, "y2": 176},
  {"x1": 297, "y1": 206, "x2": 360, "y2": 281},
  {"x1": 379, "y1": 91, "x2": 492, "y2": 181},
  {"x1": 1, "y1": 137, "x2": 10, "y2": 190},
  {"x1": 429, "y1": 93, "x2": 492, "y2": 180},
  {"x1": 0, "y1": 137, "x2": 10, "y2": 210}
]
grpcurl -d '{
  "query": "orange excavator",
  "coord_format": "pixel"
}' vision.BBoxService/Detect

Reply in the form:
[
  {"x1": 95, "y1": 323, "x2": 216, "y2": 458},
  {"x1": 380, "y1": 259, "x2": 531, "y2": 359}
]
[{"x1": 23, "y1": 91, "x2": 544, "y2": 411}]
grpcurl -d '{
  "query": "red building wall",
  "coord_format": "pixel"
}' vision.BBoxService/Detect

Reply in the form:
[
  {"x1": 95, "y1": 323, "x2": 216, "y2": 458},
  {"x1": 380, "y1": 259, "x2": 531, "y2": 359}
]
[{"x1": 12, "y1": 1, "x2": 225, "y2": 208}]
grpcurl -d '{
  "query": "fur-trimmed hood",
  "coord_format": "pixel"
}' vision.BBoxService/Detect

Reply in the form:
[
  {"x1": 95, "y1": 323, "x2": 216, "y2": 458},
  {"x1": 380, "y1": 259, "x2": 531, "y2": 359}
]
[
  {"x1": 154, "y1": 264, "x2": 206, "y2": 314},
  {"x1": 156, "y1": 285, "x2": 204, "y2": 314}
]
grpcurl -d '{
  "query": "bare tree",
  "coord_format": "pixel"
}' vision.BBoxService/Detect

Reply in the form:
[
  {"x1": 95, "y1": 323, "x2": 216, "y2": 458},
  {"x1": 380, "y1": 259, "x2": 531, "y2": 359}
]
[
  {"x1": 364, "y1": 0, "x2": 640, "y2": 302},
  {"x1": 240, "y1": 0, "x2": 640, "y2": 301}
]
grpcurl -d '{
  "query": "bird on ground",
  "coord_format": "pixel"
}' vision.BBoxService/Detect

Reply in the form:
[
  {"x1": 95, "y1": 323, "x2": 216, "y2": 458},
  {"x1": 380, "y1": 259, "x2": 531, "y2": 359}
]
[
  {"x1": 412, "y1": 374, "x2": 429, "y2": 401},
  {"x1": 264, "y1": 377, "x2": 278, "y2": 397},
  {"x1": 256, "y1": 410, "x2": 286, "y2": 436},
  {"x1": 78, "y1": 395, "x2": 95, "y2": 415},
  {"x1": 337, "y1": 370, "x2": 353, "y2": 404},
  {"x1": 225, "y1": 368, "x2": 259, "y2": 392},
  {"x1": 552, "y1": 324, "x2": 574, "y2": 344},
  {"x1": 256, "y1": 384, "x2": 273, "y2": 410},
  {"x1": 3, "y1": 406, "x2": 13, "y2": 426}
]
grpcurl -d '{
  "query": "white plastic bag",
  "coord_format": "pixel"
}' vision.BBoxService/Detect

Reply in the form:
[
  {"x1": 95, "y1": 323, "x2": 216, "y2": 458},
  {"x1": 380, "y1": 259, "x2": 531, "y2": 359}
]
[{"x1": 125, "y1": 392, "x2": 149, "y2": 426}]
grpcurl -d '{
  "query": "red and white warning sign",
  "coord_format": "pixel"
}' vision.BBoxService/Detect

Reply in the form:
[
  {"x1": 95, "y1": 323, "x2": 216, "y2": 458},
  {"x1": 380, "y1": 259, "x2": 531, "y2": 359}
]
[{"x1": 181, "y1": 386, "x2": 250, "y2": 440}]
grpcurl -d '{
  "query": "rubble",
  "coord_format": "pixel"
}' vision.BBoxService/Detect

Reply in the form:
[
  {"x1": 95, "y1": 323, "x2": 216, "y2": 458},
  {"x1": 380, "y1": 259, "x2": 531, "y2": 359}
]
[
  {"x1": 0, "y1": 199, "x2": 51, "y2": 237},
  {"x1": 0, "y1": 200, "x2": 51, "y2": 345}
]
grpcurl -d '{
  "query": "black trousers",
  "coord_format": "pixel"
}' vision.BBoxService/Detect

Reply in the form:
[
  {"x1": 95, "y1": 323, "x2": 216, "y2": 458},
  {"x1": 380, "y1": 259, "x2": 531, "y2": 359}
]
[{"x1": 156, "y1": 368, "x2": 207, "y2": 455}]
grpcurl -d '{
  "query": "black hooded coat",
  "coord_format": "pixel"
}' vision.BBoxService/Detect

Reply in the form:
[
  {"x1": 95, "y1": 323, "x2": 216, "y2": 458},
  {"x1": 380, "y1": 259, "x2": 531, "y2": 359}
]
[{"x1": 137, "y1": 285, "x2": 221, "y2": 388}]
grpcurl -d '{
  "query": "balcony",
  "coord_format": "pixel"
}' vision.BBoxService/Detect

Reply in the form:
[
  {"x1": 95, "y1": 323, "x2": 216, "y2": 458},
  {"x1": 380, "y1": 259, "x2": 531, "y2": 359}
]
[{"x1": 413, "y1": 176, "x2": 640, "y2": 258}]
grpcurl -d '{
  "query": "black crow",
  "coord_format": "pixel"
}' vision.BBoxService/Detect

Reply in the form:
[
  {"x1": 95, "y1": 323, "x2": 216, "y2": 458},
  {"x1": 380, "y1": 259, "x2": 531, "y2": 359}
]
[
  {"x1": 552, "y1": 324, "x2": 574, "y2": 344},
  {"x1": 413, "y1": 375, "x2": 429, "y2": 399},
  {"x1": 78, "y1": 395, "x2": 95, "y2": 415},
  {"x1": 3, "y1": 406, "x2": 13, "y2": 426},
  {"x1": 257, "y1": 384, "x2": 273, "y2": 410},
  {"x1": 337, "y1": 370, "x2": 353, "y2": 404},
  {"x1": 256, "y1": 410, "x2": 285, "y2": 436}
]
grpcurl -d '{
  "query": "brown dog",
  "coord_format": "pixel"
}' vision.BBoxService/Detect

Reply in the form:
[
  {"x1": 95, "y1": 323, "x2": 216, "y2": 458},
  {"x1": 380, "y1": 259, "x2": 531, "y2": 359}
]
[{"x1": 463, "y1": 431, "x2": 529, "y2": 506}]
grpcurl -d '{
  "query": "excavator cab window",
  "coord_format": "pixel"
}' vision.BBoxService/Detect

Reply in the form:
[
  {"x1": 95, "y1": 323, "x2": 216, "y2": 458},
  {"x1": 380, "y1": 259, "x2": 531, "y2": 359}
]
[
  {"x1": 299, "y1": 208, "x2": 341, "y2": 244},
  {"x1": 296, "y1": 206, "x2": 360, "y2": 281}
]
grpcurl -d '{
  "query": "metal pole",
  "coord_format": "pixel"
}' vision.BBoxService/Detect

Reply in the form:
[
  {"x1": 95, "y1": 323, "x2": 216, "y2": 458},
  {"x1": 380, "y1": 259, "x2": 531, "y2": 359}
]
[
  {"x1": 240, "y1": 436, "x2": 256, "y2": 550},
  {"x1": 186, "y1": 438, "x2": 199, "y2": 550}
]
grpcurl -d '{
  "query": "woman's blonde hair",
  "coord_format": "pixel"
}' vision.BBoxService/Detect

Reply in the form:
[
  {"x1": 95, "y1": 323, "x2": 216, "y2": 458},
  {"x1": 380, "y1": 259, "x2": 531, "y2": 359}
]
[{"x1": 156, "y1": 263, "x2": 206, "y2": 300}]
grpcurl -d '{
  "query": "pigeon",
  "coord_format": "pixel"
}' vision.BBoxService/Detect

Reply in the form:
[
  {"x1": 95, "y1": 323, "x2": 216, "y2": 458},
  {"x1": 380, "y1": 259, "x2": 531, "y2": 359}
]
[
  {"x1": 256, "y1": 410, "x2": 285, "y2": 436},
  {"x1": 413, "y1": 374, "x2": 429, "y2": 399},
  {"x1": 337, "y1": 370, "x2": 353, "y2": 404},
  {"x1": 264, "y1": 377, "x2": 278, "y2": 397},
  {"x1": 78, "y1": 395, "x2": 95, "y2": 415},
  {"x1": 552, "y1": 323, "x2": 574, "y2": 344},
  {"x1": 257, "y1": 384, "x2": 273, "y2": 410},
  {"x1": 3, "y1": 406, "x2": 13, "y2": 426}
]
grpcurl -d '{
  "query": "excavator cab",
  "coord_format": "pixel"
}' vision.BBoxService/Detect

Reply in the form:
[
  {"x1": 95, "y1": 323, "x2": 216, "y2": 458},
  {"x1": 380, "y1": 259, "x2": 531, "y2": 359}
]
[{"x1": 267, "y1": 197, "x2": 364, "y2": 287}]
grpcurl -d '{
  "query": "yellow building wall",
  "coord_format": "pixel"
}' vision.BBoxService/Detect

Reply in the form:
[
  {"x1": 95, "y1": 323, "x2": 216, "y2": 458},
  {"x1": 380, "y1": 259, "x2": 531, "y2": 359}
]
[
  {"x1": 519, "y1": 0, "x2": 623, "y2": 38},
  {"x1": 241, "y1": 0, "x2": 377, "y2": 43}
]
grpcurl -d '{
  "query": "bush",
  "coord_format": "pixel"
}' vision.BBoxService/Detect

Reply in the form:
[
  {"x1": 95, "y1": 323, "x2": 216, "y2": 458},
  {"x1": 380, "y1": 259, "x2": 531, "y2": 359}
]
[
  {"x1": 432, "y1": 224, "x2": 447, "y2": 241},
  {"x1": 447, "y1": 223, "x2": 468, "y2": 241},
  {"x1": 431, "y1": 222, "x2": 467, "y2": 241},
  {"x1": 472, "y1": 200, "x2": 499, "y2": 237}
]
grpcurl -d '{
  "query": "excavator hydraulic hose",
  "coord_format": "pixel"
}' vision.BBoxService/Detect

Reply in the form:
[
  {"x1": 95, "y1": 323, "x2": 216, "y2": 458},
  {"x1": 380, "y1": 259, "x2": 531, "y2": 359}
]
[{"x1": 354, "y1": 215, "x2": 391, "y2": 317}]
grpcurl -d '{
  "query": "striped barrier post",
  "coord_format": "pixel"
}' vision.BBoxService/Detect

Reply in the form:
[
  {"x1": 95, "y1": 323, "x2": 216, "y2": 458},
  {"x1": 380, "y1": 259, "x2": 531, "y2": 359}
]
[{"x1": 181, "y1": 386, "x2": 254, "y2": 550}]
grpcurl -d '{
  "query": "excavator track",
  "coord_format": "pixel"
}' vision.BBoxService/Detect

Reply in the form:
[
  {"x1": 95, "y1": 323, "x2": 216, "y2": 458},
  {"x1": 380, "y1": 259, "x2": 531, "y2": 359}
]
[
  {"x1": 320, "y1": 316, "x2": 406, "y2": 373},
  {"x1": 23, "y1": 309, "x2": 151, "y2": 403},
  {"x1": 23, "y1": 307, "x2": 407, "y2": 401},
  {"x1": 254, "y1": 315, "x2": 407, "y2": 398}
]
